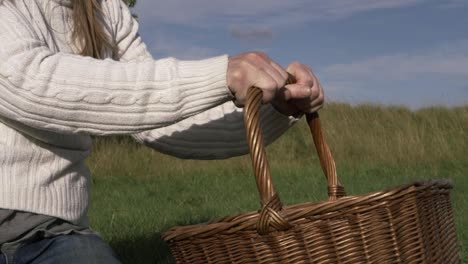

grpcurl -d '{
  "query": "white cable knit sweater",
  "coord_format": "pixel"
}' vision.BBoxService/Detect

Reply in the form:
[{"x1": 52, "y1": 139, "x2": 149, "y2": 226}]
[{"x1": 0, "y1": 0, "x2": 297, "y2": 225}]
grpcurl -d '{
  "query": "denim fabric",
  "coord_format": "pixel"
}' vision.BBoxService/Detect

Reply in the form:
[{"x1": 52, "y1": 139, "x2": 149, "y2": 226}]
[{"x1": 0, "y1": 234, "x2": 121, "y2": 264}]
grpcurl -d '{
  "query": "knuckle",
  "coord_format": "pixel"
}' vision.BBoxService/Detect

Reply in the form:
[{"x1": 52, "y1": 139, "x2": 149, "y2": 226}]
[
  {"x1": 230, "y1": 68, "x2": 244, "y2": 84},
  {"x1": 239, "y1": 59, "x2": 251, "y2": 69},
  {"x1": 317, "y1": 93, "x2": 325, "y2": 104},
  {"x1": 255, "y1": 51, "x2": 267, "y2": 58},
  {"x1": 246, "y1": 51, "x2": 264, "y2": 61},
  {"x1": 290, "y1": 61, "x2": 302, "y2": 68},
  {"x1": 311, "y1": 87, "x2": 320, "y2": 98},
  {"x1": 267, "y1": 78, "x2": 278, "y2": 89},
  {"x1": 246, "y1": 52, "x2": 258, "y2": 58}
]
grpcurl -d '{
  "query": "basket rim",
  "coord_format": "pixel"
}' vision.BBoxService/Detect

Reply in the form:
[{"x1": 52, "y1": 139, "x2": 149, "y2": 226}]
[{"x1": 162, "y1": 179, "x2": 453, "y2": 242}]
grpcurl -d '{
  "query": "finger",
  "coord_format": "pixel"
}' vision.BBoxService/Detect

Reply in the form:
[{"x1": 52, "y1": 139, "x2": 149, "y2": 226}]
[
  {"x1": 310, "y1": 84, "x2": 325, "y2": 111},
  {"x1": 254, "y1": 74, "x2": 279, "y2": 103},
  {"x1": 286, "y1": 62, "x2": 314, "y2": 86},
  {"x1": 269, "y1": 60, "x2": 289, "y2": 85},
  {"x1": 257, "y1": 61, "x2": 288, "y2": 91},
  {"x1": 231, "y1": 88, "x2": 247, "y2": 107},
  {"x1": 293, "y1": 87, "x2": 324, "y2": 113},
  {"x1": 310, "y1": 77, "x2": 324, "y2": 105},
  {"x1": 252, "y1": 65, "x2": 287, "y2": 102},
  {"x1": 252, "y1": 52, "x2": 288, "y2": 88},
  {"x1": 282, "y1": 84, "x2": 312, "y2": 101},
  {"x1": 310, "y1": 99, "x2": 324, "y2": 113},
  {"x1": 292, "y1": 99, "x2": 318, "y2": 114},
  {"x1": 262, "y1": 65, "x2": 287, "y2": 91},
  {"x1": 256, "y1": 52, "x2": 289, "y2": 81}
]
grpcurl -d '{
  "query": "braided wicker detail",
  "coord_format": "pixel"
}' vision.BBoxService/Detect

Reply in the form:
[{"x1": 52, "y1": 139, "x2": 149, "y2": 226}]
[
  {"x1": 244, "y1": 86, "x2": 292, "y2": 234},
  {"x1": 328, "y1": 186, "x2": 346, "y2": 198},
  {"x1": 257, "y1": 194, "x2": 292, "y2": 235}
]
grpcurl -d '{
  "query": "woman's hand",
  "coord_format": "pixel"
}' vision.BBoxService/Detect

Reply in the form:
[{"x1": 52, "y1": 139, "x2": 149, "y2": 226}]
[
  {"x1": 227, "y1": 51, "x2": 288, "y2": 105},
  {"x1": 272, "y1": 62, "x2": 324, "y2": 116},
  {"x1": 227, "y1": 52, "x2": 324, "y2": 116}
]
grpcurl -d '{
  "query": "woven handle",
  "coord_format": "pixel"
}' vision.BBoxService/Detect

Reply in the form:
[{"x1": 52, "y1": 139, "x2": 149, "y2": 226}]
[
  {"x1": 306, "y1": 112, "x2": 345, "y2": 199},
  {"x1": 244, "y1": 86, "x2": 345, "y2": 235}
]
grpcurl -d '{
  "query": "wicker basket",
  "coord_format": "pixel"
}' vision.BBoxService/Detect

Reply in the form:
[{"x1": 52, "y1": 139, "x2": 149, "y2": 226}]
[{"x1": 162, "y1": 87, "x2": 460, "y2": 264}]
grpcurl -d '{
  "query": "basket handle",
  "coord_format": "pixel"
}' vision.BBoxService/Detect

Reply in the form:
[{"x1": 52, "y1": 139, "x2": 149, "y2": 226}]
[{"x1": 244, "y1": 85, "x2": 345, "y2": 235}]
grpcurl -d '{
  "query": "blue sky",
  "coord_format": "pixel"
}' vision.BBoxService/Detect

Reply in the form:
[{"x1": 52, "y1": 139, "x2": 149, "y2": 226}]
[{"x1": 132, "y1": 0, "x2": 468, "y2": 109}]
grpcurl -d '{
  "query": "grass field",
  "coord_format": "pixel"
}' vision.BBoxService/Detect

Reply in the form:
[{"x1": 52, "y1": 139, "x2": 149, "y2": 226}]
[{"x1": 86, "y1": 103, "x2": 467, "y2": 263}]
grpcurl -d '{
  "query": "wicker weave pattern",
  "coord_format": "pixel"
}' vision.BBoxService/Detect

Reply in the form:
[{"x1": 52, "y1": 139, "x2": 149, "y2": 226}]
[
  {"x1": 244, "y1": 87, "x2": 292, "y2": 235},
  {"x1": 162, "y1": 87, "x2": 460, "y2": 263}
]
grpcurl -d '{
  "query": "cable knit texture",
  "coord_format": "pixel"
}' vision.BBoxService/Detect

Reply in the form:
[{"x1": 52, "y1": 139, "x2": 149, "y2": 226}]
[{"x1": 0, "y1": 0, "x2": 298, "y2": 224}]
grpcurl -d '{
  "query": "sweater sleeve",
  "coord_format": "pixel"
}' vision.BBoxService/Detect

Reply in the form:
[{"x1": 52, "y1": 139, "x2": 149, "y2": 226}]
[{"x1": 0, "y1": 2, "x2": 232, "y2": 136}]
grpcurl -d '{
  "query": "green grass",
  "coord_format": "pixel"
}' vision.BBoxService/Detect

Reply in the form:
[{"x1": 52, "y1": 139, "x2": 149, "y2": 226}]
[{"x1": 87, "y1": 103, "x2": 468, "y2": 263}]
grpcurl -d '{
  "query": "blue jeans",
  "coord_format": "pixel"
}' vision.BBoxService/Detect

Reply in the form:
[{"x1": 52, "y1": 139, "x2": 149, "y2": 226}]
[{"x1": 0, "y1": 234, "x2": 121, "y2": 264}]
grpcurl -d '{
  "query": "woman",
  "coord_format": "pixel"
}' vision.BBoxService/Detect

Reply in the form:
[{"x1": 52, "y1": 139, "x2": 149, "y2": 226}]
[{"x1": 0, "y1": 0, "x2": 324, "y2": 263}]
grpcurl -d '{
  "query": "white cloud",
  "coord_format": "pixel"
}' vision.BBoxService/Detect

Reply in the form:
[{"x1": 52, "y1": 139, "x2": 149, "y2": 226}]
[
  {"x1": 229, "y1": 26, "x2": 273, "y2": 42},
  {"x1": 148, "y1": 31, "x2": 220, "y2": 60},
  {"x1": 318, "y1": 40, "x2": 468, "y2": 108},
  {"x1": 134, "y1": 0, "x2": 425, "y2": 28},
  {"x1": 320, "y1": 40, "x2": 468, "y2": 81}
]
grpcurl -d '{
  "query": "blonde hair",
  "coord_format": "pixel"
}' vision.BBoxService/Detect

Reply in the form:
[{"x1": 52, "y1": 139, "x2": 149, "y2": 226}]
[
  {"x1": 71, "y1": 0, "x2": 116, "y2": 59},
  {"x1": 0, "y1": 0, "x2": 116, "y2": 59}
]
